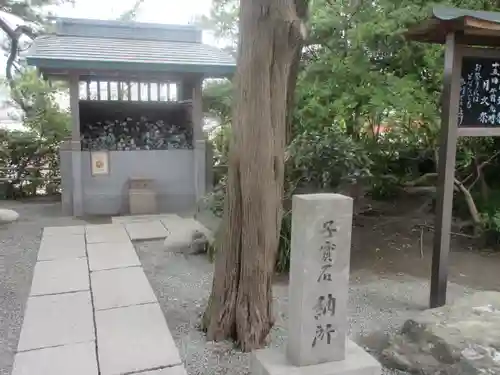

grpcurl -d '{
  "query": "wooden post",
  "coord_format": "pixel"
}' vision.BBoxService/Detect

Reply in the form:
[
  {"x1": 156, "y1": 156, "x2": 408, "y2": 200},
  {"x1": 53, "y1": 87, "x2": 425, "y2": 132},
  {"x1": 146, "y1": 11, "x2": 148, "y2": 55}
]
[
  {"x1": 86, "y1": 81, "x2": 91, "y2": 100},
  {"x1": 192, "y1": 78, "x2": 203, "y2": 142},
  {"x1": 70, "y1": 76, "x2": 81, "y2": 142},
  {"x1": 431, "y1": 32, "x2": 463, "y2": 308},
  {"x1": 69, "y1": 74, "x2": 84, "y2": 217},
  {"x1": 97, "y1": 81, "x2": 101, "y2": 101},
  {"x1": 192, "y1": 76, "x2": 206, "y2": 203},
  {"x1": 107, "y1": 81, "x2": 111, "y2": 100}
]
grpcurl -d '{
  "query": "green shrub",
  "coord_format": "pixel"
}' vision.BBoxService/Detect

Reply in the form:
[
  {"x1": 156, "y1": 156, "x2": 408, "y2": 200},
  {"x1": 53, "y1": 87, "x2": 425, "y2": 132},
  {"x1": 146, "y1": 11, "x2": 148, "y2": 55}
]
[
  {"x1": 287, "y1": 125, "x2": 372, "y2": 190},
  {"x1": 275, "y1": 208, "x2": 292, "y2": 273}
]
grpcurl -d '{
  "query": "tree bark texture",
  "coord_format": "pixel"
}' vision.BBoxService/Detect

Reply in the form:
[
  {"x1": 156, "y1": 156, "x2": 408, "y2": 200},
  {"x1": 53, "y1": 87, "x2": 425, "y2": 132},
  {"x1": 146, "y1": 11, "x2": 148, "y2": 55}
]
[
  {"x1": 204, "y1": 0, "x2": 309, "y2": 352},
  {"x1": 286, "y1": 0, "x2": 309, "y2": 144}
]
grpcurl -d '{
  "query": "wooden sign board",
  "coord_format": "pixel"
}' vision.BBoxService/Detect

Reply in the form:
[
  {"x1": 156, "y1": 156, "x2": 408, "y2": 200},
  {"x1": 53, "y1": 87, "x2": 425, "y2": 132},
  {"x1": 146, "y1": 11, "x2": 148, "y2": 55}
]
[
  {"x1": 429, "y1": 43, "x2": 500, "y2": 308},
  {"x1": 460, "y1": 56, "x2": 500, "y2": 127},
  {"x1": 457, "y1": 48, "x2": 500, "y2": 136}
]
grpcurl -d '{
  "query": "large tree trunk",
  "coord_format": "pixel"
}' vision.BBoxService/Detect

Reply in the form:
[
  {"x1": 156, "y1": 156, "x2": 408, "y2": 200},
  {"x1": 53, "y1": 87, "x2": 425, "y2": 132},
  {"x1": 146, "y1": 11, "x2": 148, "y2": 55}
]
[{"x1": 203, "y1": 0, "x2": 308, "y2": 351}]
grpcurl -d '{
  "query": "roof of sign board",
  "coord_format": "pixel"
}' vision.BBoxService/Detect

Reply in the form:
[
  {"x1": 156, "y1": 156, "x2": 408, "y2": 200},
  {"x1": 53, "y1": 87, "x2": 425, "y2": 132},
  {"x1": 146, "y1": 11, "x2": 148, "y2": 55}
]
[{"x1": 405, "y1": 6, "x2": 500, "y2": 46}]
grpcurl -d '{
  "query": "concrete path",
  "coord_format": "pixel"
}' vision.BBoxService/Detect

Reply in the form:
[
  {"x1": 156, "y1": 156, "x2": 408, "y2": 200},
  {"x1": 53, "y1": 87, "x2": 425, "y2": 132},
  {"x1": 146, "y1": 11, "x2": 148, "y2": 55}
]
[{"x1": 11, "y1": 218, "x2": 188, "y2": 375}]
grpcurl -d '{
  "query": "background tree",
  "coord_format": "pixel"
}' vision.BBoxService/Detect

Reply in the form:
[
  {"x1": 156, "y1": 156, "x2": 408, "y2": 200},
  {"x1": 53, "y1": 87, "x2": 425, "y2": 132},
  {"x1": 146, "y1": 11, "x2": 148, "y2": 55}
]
[
  {"x1": 0, "y1": 0, "x2": 68, "y2": 112},
  {"x1": 202, "y1": 0, "x2": 500, "y2": 268},
  {"x1": 118, "y1": 0, "x2": 146, "y2": 22},
  {"x1": 199, "y1": 0, "x2": 239, "y2": 55},
  {"x1": 203, "y1": 0, "x2": 310, "y2": 351}
]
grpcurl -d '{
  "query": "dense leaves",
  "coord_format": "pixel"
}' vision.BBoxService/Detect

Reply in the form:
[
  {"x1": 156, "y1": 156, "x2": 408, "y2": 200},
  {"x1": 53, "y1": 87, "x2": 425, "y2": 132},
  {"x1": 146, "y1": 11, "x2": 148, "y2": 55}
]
[
  {"x1": 0, "y1": 70, "x2": 70, "y2": 199},
  {"x1": 202, "y1": 0, "x2": 500, "y2": 263}
]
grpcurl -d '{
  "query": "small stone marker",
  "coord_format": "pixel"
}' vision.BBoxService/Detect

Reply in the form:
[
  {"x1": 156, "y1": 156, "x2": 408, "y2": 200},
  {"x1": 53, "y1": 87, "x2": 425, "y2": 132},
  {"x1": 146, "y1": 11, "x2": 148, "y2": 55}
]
[
  {"x1": 251, "y1": 193, "x2": 381, "y2": 375},
  {"x1": 287, "y1": 193, "x2": 352, "y2": 366}
]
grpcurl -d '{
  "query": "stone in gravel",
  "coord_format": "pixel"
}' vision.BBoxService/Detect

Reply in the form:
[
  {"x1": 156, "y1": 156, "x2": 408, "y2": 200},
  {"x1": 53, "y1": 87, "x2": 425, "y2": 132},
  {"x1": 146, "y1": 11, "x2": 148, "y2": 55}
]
[
  {"x1": 17, "y1": 291, "x2": 94, "y2": 351},
  {"x1": 0, "y1": 209, "x2": 19, "y2": 224},
  {"x1": 162, "y1": 217, "x2": 213, "y2": 241},
  {"x1": 11, "y1": 342, "x2": 98, "y2": 375},
  {"x1": 381, "y1": 291, "x2": 500, "y2": 375},
  {"x1": 164, "y1": 225, "x2": 209, "y2": 255}
]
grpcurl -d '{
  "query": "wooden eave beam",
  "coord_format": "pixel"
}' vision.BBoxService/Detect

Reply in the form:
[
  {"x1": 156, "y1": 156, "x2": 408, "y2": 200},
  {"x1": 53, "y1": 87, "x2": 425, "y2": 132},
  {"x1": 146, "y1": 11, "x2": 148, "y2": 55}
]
[{"x1": 406, "y1": 15, "x2": 500, "y2": 46}]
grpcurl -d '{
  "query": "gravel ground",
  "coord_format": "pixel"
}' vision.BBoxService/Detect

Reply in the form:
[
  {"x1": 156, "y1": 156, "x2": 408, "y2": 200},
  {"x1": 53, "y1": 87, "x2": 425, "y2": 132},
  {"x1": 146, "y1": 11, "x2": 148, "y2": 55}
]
[
  {"x1": 0, "y1": 200, "x2": 89, "y2": 375},
  {"x1": 135, "y1": 240, "x2": 477, "y2": 375},
  {"x1": 0, "y1": 200, "x2": 478, "y2": 375}
]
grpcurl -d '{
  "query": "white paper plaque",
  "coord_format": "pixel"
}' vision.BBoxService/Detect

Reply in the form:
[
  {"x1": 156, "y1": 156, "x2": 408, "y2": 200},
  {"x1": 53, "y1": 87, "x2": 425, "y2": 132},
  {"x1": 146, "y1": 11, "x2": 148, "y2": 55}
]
[{"x1": 90, "y1": 151, "x2": 110, "y2": 176}]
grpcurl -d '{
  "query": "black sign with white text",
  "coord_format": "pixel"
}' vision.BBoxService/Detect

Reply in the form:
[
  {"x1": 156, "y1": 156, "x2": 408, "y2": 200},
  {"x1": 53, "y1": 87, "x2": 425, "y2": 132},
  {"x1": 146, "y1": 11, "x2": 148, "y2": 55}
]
[{"x1": 460, "y1": 57, "x2": 500, "y2": 127}]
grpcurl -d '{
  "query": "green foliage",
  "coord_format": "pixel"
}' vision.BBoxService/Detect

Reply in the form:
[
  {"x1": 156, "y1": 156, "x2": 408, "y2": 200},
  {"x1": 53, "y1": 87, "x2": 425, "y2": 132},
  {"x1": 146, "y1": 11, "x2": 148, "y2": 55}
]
[
  {"x1": 202, "y1": 0, "x2": 500, "y2": 266},
  {"x1": 0, "y1": 129, "x2": 60, "y2": 198},
  {"x1": 204, "y1": 175, "x2": 226, "y2": 218},
  {"x1": 13, "y1": 69, "x2": 71, "y2": 141},
  {"x1": 0, "y1": 0, "x2": 71, "y2": 24},
  {"x1": 287, "y1": 126, "x2": 372, "y2": 189},
  {"x1": 198, "y1": 0, "x2": 239, "y2": 54},
  {"x1": 0, "y1": 70, "x2": 70, "y2": 199},
  {"x1": 117, "y1": 0, "x2": 145, "y2": 21},
  {"x1": 203, "y1": 80, "x2": 233, "y2": 125},
  {"x1": 275, "y1": 208, "x2": 292, "y2": 273}
]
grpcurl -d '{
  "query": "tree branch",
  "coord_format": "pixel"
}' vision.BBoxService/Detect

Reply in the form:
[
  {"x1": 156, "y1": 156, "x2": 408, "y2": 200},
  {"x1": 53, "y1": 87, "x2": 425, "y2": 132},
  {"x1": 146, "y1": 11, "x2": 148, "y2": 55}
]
[
  {"x1": 403, "y1": 172, "x2": 437, "y2": 187},
  {"x1": 0, "y1": 15, "x2": 37, "y2": 113},
  {"x1": 454, "y1": 178, "x2": 481, "y2": 226},
  {"x1": 402, "y1": 171, "x2": 482, "y2": 227},
  {"x1": 462, "y1": 150, "x2": 500, "y2": 187}
]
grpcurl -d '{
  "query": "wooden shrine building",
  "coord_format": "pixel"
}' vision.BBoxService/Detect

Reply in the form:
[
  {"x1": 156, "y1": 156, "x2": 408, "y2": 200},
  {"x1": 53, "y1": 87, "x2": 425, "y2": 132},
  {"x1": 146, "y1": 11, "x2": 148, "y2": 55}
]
[{"x1": 26, "y1": 17, "x2": 235, "y2": 217}]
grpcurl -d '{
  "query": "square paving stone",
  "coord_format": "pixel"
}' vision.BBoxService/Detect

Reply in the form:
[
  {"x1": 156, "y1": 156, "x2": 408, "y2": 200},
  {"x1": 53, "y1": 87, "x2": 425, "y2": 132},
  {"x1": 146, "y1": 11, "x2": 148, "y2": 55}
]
[
  {"x1": 43, "y1": 225, "x2": 85, "y2": 236},
  {"x1": 30, "y1": 258, "x2": 89, "y2": 296},
  {"x1": 96, "y1": 303, "x2": 182, "y2": 375},
  {"x1": 85, "y1": 224, "x2": 130, "y2": 244},
  {"x1": 112, "y1": 214, "x2": 174, "y2": 224},
  {"x1": 87, "y1": 241, "x2": 140, "y2": 271},
  {"x1": 159, "y1": 215, "x2": 185, "y2": 231},
  {"x1": 91, "y1": 267, "x2": 157, "y2": 310},
  {"x1": 17, "y1": 291, "x2": 94, "y2": 351},
  {"x1": 125, "y1": 221, "x2": 169, "y2": 241},
  {"x1": 142, "y1": 366, "x2": 187, "y2": 375},
  {"x1": 12, "y1": 342, "x2": 98, "y2": 375},
  {"x1": 37, "y1": 234, "x2": 86, "y2": 261}
]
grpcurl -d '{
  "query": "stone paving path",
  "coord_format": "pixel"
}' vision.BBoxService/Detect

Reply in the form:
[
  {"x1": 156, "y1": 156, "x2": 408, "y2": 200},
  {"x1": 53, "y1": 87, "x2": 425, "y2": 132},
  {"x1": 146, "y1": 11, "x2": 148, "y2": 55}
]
[{"x1": 11, "y1": 216, "x2": 187, "y2": 375}]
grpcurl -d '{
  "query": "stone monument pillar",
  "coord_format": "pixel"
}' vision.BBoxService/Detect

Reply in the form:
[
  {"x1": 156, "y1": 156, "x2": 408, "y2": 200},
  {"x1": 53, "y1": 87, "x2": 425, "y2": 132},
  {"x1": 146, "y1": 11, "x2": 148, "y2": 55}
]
[{"x1": 252, "y1": 194, "x2": 381, "y2": 375}]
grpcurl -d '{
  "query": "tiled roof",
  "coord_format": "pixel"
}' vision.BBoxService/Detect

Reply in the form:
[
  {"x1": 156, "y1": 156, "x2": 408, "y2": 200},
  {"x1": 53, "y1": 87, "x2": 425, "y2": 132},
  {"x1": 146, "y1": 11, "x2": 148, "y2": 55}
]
[
  {"x1": 26, "y1": 18, "x2": 236, "y2": 76},
  {"x1": 433, "y1": 6, "x2": 500, "y2": 23}
]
